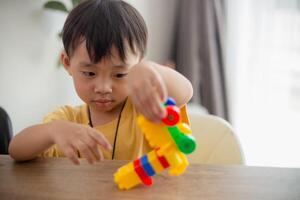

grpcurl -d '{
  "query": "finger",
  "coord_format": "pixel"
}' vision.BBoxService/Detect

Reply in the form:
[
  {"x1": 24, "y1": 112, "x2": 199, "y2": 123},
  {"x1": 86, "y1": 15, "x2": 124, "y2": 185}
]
[
  {"x1": 141, "y1": 92, "x2": 162, "y2": 122},
  {"x1": 131, "y1": 79, "x2": 161, "y2": 122},
  {"x1": 139, "y1": 102, "x2": 155, "y2": 121},
  {"x1": 138, "y1": 82, "x2": 164, "y2": 122},
  {"x1": 129, "y1": 88, "x2": 146, "y2": 115},
  {"x1": 89, "y1": 130, "x2": 112, "y2": 151},
  {"x1": 141, "y1": 82, "x2": 165, "y2": 118},
  {"x1": 132, "y1": 94, "x2": 153, "y2": 121},
  {"x1": 98, "y1": 149, "x2": 104, "y2": 161},
  {"x1": 81, "y1": 136, "x2": 101, "y2": 162},
  {"x1": 64, "y1": 146, "x2": 80, "y2": 165},
  {"x1": 74, "y1": 140, "x2": 96, "y2": 164},
  {"x1": 134, "y1": 84, "x2": 157, "y2": 121},
  {"x1": 152, "y1": 75, "x2": 167, "y2": 102},
  {"x1": 147, "y1": 91, "x2": 166, "y2": 121}
]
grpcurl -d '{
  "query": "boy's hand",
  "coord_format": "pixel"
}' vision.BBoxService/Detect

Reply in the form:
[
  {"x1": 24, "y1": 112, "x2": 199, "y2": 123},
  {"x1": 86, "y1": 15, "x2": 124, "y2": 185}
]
[
  {"x1": 128, "y1": 61, "x2": 167, "y2": 122},
  {"x1": 50, "y1": 120, "x2": 112, "y2": 165}
]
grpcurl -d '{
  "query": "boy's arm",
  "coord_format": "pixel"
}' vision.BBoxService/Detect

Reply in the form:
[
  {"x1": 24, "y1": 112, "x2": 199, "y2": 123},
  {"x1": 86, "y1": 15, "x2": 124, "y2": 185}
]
[
  {"x1": 151, "y1": 62, "x2": 193, "y2": 107},
  {"x1": 9, "y1": 122, "x2": 56, "y2": 161},
  {"x1": 9, "y1": 120, "x2": 112, "y2": 164},
  {"x1": 128, "y1": 60, "x2": 193, "y2": 122}
]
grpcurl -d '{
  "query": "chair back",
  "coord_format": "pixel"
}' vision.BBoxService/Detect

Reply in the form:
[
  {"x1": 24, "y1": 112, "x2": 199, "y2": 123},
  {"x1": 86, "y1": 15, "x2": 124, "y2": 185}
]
[
  {"x1": 188, "y1": 114, "x2": 244, "y2": 165},
  {"x1": 0, "y1": 107, "x2": 13, "y2": 154}
]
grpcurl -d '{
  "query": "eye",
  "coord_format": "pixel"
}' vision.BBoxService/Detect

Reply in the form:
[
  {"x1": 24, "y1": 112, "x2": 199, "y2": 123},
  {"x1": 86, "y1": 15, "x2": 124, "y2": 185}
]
[
  {"x1": 115, "y1": 73, "x2": 128, "y2": 79},
  {"x1": 82, "y1": 71, "x2": 96, "y2": 77}
]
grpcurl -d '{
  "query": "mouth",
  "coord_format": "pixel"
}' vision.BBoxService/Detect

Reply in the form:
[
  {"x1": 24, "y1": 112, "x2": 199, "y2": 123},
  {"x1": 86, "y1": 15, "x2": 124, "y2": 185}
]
[
  {"x1": 94, "y1": 99, "x2": 113, "y2": 103},
  {"x1": 92, "y1": 99, "x2": 114, "y2": 107}
]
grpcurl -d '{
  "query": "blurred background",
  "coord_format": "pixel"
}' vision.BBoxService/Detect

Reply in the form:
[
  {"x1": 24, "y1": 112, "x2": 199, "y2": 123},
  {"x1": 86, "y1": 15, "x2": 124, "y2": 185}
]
[{"x1": 1, "y1": 0, "x2": 300, "y2": 167}]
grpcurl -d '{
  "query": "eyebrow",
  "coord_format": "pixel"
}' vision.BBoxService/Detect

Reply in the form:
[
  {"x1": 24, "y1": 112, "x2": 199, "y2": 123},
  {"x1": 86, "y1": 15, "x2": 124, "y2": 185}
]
[
  {"x1": 79, "y1": 62, "x2": 95, "y2": 67},
  {"x1": 112, "y1": 63, "x2": 129, "y2": 68}
]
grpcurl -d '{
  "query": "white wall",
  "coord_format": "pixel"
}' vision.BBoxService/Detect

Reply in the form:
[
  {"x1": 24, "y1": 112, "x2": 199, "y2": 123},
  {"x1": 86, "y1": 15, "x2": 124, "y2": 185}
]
[
  {"x1": 0, "y1": 0, "x2": 179, "y2": 134},
  {"x1": 126, "y1": 0, "x2": 179, "y2": 62}
]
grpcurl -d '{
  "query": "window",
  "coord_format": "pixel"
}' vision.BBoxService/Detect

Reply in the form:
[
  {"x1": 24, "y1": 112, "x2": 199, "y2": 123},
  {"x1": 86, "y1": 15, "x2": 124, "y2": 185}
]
[{"x1": 226, "y1": 0, "x2": 300, "y2": 167}]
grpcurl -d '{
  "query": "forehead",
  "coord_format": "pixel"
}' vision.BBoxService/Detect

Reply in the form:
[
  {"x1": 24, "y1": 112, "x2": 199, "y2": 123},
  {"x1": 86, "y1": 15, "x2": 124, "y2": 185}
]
[{"x1": 72, "y1": 40, "x2": 140, "y2": 65}]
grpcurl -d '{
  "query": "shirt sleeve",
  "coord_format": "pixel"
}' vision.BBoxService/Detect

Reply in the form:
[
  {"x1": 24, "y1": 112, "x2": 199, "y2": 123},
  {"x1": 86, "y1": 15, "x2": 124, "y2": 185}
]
[{"x1": 43, "y1": 106, "x2": 76, "y2": 123}]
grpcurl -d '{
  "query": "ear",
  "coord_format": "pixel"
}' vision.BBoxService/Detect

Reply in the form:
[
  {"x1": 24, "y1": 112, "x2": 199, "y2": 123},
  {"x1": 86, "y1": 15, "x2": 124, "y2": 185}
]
[{"x1": 61, "y1": 51, "x2": 72, "y2": 76}]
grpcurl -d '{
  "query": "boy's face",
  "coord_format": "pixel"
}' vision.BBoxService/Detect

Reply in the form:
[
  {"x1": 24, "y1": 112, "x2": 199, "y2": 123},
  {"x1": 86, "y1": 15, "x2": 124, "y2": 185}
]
[{"x1": 62, "y1": 41, "x2": 140, "y2": 113}]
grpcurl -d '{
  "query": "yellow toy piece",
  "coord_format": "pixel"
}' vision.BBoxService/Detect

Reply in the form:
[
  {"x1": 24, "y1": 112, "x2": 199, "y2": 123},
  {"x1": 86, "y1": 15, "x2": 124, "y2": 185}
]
[
  {"x1": 114, "y1": 98, "x2": 196, "y2": 190},
  {"x1": 114, "y1": 162, "x2": 142, "y2": 190},
  {"x1": 137, "y1": 116, "x2": 171, "y2": 148}
]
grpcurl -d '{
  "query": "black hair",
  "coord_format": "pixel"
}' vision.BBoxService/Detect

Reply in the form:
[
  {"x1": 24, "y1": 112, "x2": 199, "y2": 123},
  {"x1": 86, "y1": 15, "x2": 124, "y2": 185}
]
[{"x1": 62, "y1": 0, "x2": 148, "y2": 63}]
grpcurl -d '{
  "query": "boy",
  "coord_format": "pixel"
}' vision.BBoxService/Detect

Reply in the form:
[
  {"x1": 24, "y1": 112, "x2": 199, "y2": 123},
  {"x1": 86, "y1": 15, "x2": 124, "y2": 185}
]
[{"x1": 9, "y1": 0, "x2": 193, "y2": 165}]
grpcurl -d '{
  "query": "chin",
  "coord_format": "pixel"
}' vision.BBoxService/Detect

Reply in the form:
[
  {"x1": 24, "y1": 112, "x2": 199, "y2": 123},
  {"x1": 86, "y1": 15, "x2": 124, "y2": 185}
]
[{"x1": 92, "y1": 104, "x2": 115, "y2": 112}]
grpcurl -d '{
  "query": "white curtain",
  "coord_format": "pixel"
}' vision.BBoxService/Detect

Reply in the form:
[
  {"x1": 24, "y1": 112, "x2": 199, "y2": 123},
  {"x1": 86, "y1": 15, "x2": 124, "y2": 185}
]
[{"x1": 227, "y1": 0, "x2": 300, "y2": 167}]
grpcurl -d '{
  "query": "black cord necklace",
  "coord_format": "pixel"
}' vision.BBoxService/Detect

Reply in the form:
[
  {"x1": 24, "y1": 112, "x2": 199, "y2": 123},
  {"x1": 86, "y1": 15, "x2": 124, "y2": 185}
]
[{"x1": 87, "y1": 99, "x2": 127, "y2": 160}]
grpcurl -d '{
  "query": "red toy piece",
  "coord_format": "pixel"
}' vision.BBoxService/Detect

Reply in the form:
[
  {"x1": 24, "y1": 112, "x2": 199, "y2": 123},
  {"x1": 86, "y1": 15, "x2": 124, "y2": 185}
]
[{"x1": 162, "y1": 106, "x2": 180, "y2": 126}]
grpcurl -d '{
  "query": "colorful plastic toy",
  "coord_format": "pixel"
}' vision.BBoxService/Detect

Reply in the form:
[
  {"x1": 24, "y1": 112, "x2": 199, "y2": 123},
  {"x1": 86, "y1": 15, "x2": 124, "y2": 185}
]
[{"x1": 114, "y1": 97, "x2": 196, "y2": 190}]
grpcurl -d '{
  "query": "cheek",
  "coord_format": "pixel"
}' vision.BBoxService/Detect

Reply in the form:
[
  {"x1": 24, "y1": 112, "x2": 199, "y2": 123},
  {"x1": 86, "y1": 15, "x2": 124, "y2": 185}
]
[
  {"x1": 114, "y1": 81, "x2": 129, "y2": 97},
  {"x1": 73, "y1": 77, "x2": 91, "y2": 97}
]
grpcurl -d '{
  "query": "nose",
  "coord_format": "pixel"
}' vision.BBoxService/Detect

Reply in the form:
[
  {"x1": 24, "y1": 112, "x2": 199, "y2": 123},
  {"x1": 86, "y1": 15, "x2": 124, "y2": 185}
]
[{"x1": 94, "y1": 77, "x2": 112, "y2": 94}]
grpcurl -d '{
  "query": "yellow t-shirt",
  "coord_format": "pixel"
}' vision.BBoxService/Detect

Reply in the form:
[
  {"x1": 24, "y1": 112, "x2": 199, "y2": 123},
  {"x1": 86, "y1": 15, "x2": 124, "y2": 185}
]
[{"x1": 41, "y1": 99, "x2": 189, "y2": 160}]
